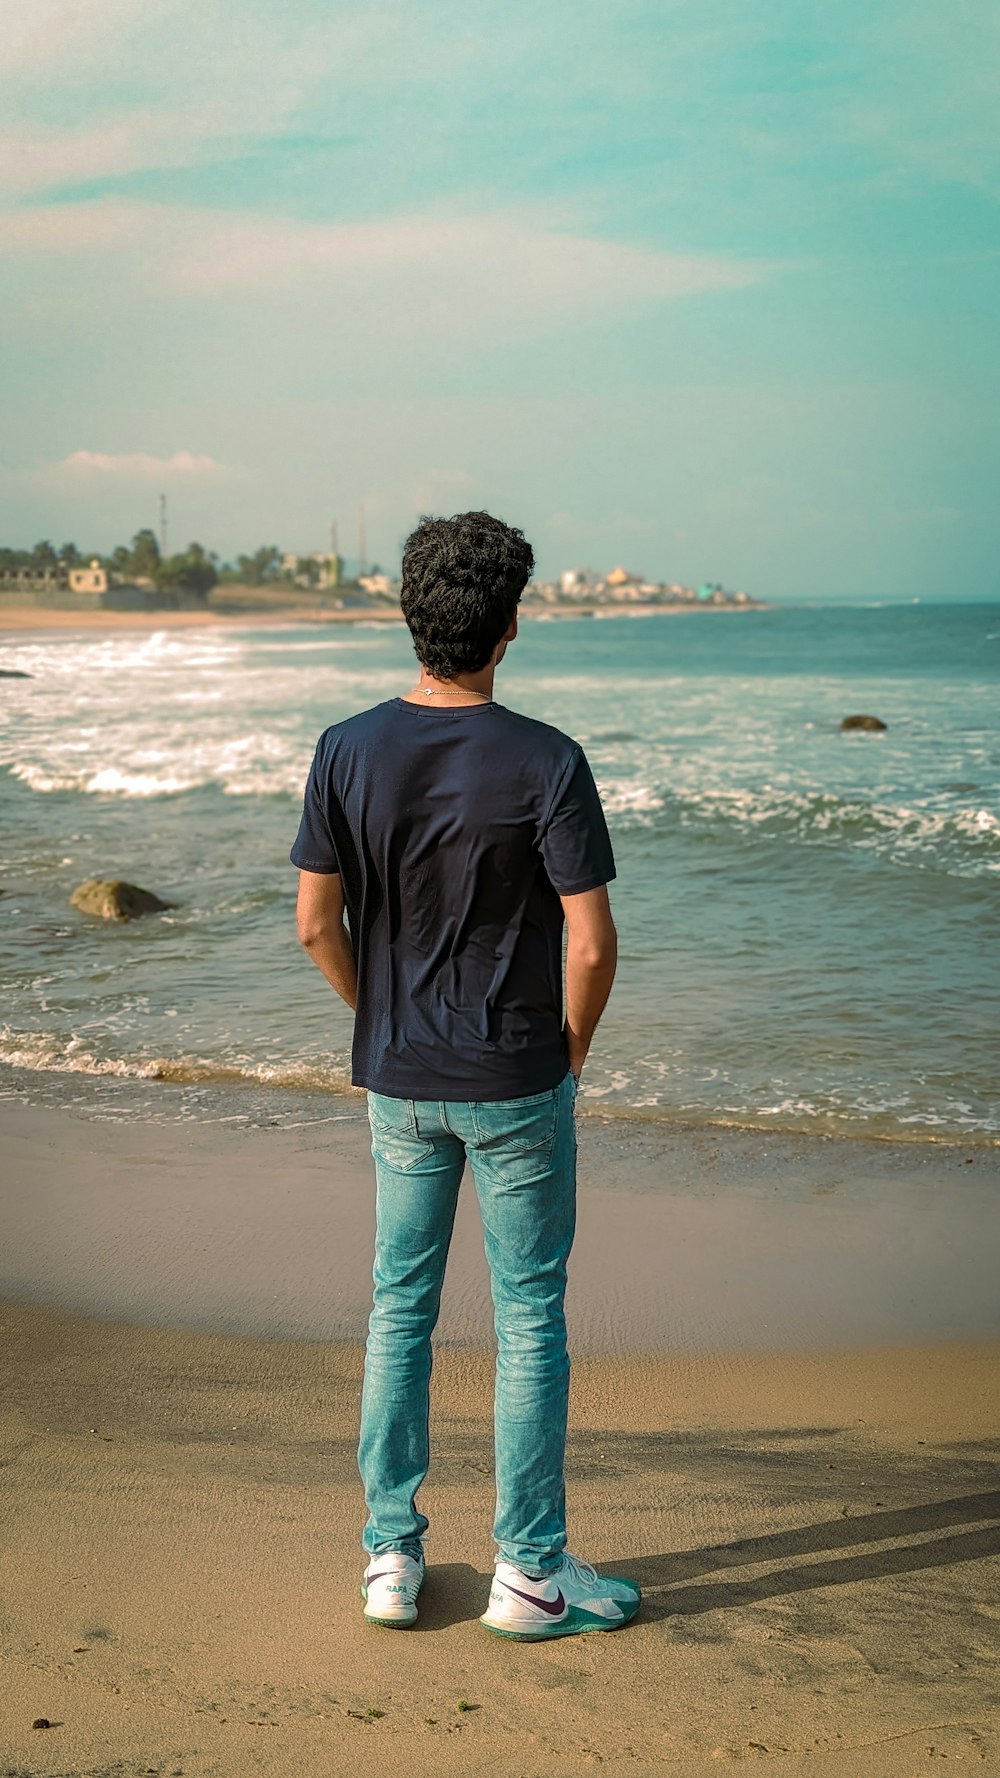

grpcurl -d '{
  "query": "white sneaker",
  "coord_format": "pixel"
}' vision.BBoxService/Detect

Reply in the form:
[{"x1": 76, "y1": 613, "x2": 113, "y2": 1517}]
[
  {"x1": 480, "y1": 1551, "x2": 641, "y2": 1640},
  {"x1": 361, "y1": 1550, "x2": 425, "y2": 1628}
]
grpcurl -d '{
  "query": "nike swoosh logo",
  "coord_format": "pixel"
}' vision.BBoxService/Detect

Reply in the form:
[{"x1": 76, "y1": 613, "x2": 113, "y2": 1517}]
[{"x1": 504, "y1": 1582, "x2": 566, "y2": 1616}]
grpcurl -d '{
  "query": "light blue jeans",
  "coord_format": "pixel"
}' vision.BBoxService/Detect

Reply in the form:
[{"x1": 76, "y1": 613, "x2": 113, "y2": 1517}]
[{"x1": 359, "y1": 1071, "x2": 578, "y2": 1577}]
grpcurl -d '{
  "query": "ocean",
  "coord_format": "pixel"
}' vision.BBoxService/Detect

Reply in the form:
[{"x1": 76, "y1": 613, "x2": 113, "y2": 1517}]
[{"x1": 1, "y1": 603, "x2": 997, "y2": 1143}]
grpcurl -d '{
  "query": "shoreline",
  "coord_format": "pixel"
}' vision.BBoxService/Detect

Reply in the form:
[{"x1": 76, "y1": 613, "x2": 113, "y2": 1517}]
[
  {"x1": 2, "y1": 1293, "x2": 998, "y2": 1775},
  {"x1": 3, "y1": 1092, "x2": 998, "y2": 1354},
  {"x1": 0, "y1": 601, "x2": 758, "y2": 634},
  {"x1": 3, "y1": 1058, "x2": 996, "y2": 1150}
]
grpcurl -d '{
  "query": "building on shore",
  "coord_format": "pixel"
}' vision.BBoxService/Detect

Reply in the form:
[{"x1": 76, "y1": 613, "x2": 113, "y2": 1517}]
[
  {"x1": 561, "y1": 568, "x2": 589, "y2": 596},
  {"x1": 281, "y1": 550, "x2": 342, "y2": 589},
  {"x1": 357, "y1": 572, "x2": 400, "y2": 600},
  {"x1": 521, "y1": 565, "x2": 762, "y2": 610},
  {"x1": 0, "y1": 568, "x2": 66, "y2": 596},
  {"x1": 68, "y1": 559, "x2": 109, "y2": 595}
]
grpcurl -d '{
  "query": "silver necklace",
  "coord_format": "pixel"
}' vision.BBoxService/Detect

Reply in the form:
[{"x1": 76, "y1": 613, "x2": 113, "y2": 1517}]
[{"x1": 407, "y1": 685, "x2": 492, "y2": 699}]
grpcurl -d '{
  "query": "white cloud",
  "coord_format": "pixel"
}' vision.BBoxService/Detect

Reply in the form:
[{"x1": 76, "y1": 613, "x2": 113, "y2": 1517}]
[
  {"x1": 174, "y1": 210, "x2": 763, "y2": 305},
  {"x1": 3, "y1": 0, "x2": 998, "y2": 223},
  {"x1": 2, "y1": 198, "x2": 159, "y2": 254},
  {"x1": 0, "y1": 110, "x2": 250, "y2": 201},
  {"x1": 0, "y1": 3, "x2": 482, "y2": 200},
  {"x1": 52, "y1": 450, "x2": 224, "y2": 479},
  {"x1": 2, "y1": 198, "x2": 768, "y2": 341},
  {"x1": 0, "y1": 0, "x2": 165, "y2": 79}
]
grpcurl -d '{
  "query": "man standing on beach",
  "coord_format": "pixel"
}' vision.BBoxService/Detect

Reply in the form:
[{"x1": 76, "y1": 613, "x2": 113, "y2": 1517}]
[{"x1": 291, "y1": 510, "x2": 640, "y2": 1640}]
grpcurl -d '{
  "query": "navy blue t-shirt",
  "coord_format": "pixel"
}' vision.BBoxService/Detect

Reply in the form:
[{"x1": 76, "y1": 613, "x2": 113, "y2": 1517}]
[{"x1": 290, "y1": 698, "x2": 615, "y2": 1100}]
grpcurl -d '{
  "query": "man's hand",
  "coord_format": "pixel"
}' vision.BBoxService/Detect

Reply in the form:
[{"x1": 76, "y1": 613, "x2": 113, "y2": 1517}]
[
  {"x1": 560, "y1": 884, "x2": 617, "y2": 1079},
  {"x1": 296, "y1": 870, "x2": 358, "y2": 1009}
]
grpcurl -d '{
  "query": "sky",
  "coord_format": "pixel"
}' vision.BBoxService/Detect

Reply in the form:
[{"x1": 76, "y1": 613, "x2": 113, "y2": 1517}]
[{"x1": 1, "y1": 0, "x2": 998, "y2": 599}]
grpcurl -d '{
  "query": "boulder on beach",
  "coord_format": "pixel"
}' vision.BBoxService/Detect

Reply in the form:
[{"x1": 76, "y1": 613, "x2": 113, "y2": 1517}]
[
  {"x1": 841, "y1": 714, "x2": 887, "y2": 732},
  {"x1": 70, "y1": 879, "x2": 174, "y2": 921}
]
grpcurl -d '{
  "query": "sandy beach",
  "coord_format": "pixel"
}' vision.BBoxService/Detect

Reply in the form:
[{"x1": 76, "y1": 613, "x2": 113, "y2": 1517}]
[
  {"x1": 3, "y1": 1096, "x2": 1000, "y2": 1353},
  {"x1": 0, "y1": 601, "x2": 702, "y2": 634},
  {"x1": 2, "y1": 1097, "x2": 998, "y2": 1775},
  {"x1": 0, "y1": 603, "x2": 406, "y2": 633}
]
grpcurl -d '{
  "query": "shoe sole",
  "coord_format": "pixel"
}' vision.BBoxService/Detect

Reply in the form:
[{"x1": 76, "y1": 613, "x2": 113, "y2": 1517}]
[
  {"x1": 480, "y1": 1596, "x2": 641, "y2": 1641},
  {"x1": 361, "y1": 1582, "x2": 419, "y2": 1629}
]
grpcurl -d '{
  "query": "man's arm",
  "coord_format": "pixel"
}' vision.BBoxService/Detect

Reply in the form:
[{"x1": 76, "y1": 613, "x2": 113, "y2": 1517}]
[
  {"x1": 296, "y1": 870, "x2": 358, "y2": 1010},
  {"x1": 560, "y1": 883, "x2": 617, "y2": 1079}
]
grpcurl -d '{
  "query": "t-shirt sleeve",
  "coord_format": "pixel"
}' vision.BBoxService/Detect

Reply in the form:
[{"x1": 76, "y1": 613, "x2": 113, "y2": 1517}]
[
  {"x1": 538, "y1": 748, "x2": 616, "y2": 895},
  {"x1": 289, "y1": 741, "x2": 341, "y2": 874}
]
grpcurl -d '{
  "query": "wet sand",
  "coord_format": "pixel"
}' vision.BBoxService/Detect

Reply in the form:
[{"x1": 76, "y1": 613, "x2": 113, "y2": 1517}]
[
  {"x1": 1, "y1": 1099, "x2": 998, "y2": 1774},
  {"x1": 1, "y1": 1097, "x2": 998, "y2": 1354}
]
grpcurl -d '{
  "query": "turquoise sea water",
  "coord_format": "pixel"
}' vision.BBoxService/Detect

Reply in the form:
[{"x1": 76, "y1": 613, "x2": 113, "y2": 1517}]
[{"x1": 1, "y1": 604, "x2": 998, "y2": 1142}]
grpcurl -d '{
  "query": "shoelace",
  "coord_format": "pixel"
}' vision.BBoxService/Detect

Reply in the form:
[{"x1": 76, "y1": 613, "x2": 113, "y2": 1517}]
[{"x1": 560, "y1": 1552, "x2": 600, "y2": 1589}]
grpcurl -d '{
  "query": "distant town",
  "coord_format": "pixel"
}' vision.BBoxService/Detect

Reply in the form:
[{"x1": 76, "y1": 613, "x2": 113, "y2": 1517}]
[
  {"x1": 523, "y1": 566, "x2": 760, "y2": 612},
  {"x1": 0, "y1": 531, "x2": 763, "y2": 616}
]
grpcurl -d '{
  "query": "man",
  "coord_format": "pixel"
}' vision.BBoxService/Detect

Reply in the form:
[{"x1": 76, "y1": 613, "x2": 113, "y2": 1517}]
[{"x1": 291, "y1": 510, "x2": 640, "y2": 1641}]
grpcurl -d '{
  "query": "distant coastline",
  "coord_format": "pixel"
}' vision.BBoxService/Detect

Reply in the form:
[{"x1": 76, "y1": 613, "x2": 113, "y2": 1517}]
[
  {"x1": 0, "y1": 598, "x2": 764, "y2": 634},
  {"x1": 1, "y1": 552, "x2": 764, "y2": 631},
  {"x1": 0, "y1": 602, "x2": 402, "y2": 633}
]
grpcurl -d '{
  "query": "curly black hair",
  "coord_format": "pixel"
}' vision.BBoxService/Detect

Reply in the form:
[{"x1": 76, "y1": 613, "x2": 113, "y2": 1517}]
[{"x1": 400, "y1": 511, "x2": 535, "y2": 680}]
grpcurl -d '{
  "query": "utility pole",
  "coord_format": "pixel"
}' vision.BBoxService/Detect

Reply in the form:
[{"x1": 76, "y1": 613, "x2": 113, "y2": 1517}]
[
  {"x1": 325, "y1": 519, "x2": 340, "y2": 589},
  {"x1": 358, "y1": 504, "x2": 367, "y2": 578},
  {"x1": 159, "y1": 492, "x2": 168, "y2": 560}
]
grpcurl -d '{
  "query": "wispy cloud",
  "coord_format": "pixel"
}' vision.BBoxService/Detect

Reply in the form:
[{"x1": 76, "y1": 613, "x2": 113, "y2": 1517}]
[
  {"x1": 3, "y1": 198, "x2": 767, "y2": 339},
  {"x1": 173, "y1": 210, "x2": 763, "y2": 303},
  {"x1": 48, "y1": 450, "x2": 225, "y2": 480},
  {"x1": 0, "y1": 111, "x2": 256, "y2": 202},
  {"x1": 1, "y1": 0, "x2": 997, "y2": 597},
  {"x1": 846, "y1": 3, "x2": 1000, "y2": 199},
  {"x1": 0, "y1": 2, "x2": 487, "y2": 201},
  {"x1": 1, "y1": 0, "x2": 166, "y2": 79}
]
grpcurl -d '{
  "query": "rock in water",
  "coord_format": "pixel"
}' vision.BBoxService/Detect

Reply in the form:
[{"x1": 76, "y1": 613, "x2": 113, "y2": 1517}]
[
  {"x1": 841, "y1": 714, "x2": 887, "y2": 732},
  {"x1": 0, "y1": 668, "x2": 32, "y2": 678},
  {"x1": 70, "y1": 879, "x2": 174, "y2": 921}
]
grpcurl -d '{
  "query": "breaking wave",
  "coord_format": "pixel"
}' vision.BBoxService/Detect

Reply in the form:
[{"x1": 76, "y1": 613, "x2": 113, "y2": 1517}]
[
  {"x1": 0, "y1": 1028, "x2": 356, "y2": 1095},
  {"x1": 1, "y1": 1028, "x2": 994, "y2": 1144},
  {"x1": 595, "y1": 778, "x2": 1000, "y2": 876},
  {"x1": 5, "y1": 752, "x2": 997, "y2": 876}
]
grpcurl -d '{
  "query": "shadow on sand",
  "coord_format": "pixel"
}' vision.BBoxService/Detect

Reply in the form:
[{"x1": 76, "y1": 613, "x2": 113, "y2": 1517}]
[
  {"x1": 409, "y1": 1490, "x2": 1000, "y2": 1632},
  {"x1": 628, "y1": 1487, "x2": 1000, "y2": 1624}
]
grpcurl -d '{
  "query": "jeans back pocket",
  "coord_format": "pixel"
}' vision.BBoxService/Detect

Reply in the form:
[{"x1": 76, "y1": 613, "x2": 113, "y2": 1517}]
[
  {"x1": 470, "y1": 1087, "x2": 561, "y2": 1184},
  {"x1": 367, "y1": 1093, "x2": 432, "y2": 1174}
]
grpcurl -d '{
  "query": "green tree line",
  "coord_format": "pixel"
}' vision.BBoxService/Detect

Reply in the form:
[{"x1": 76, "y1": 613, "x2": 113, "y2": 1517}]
[{"x1": 0, "y1": 533, "x2": 292, "y2": 594}]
